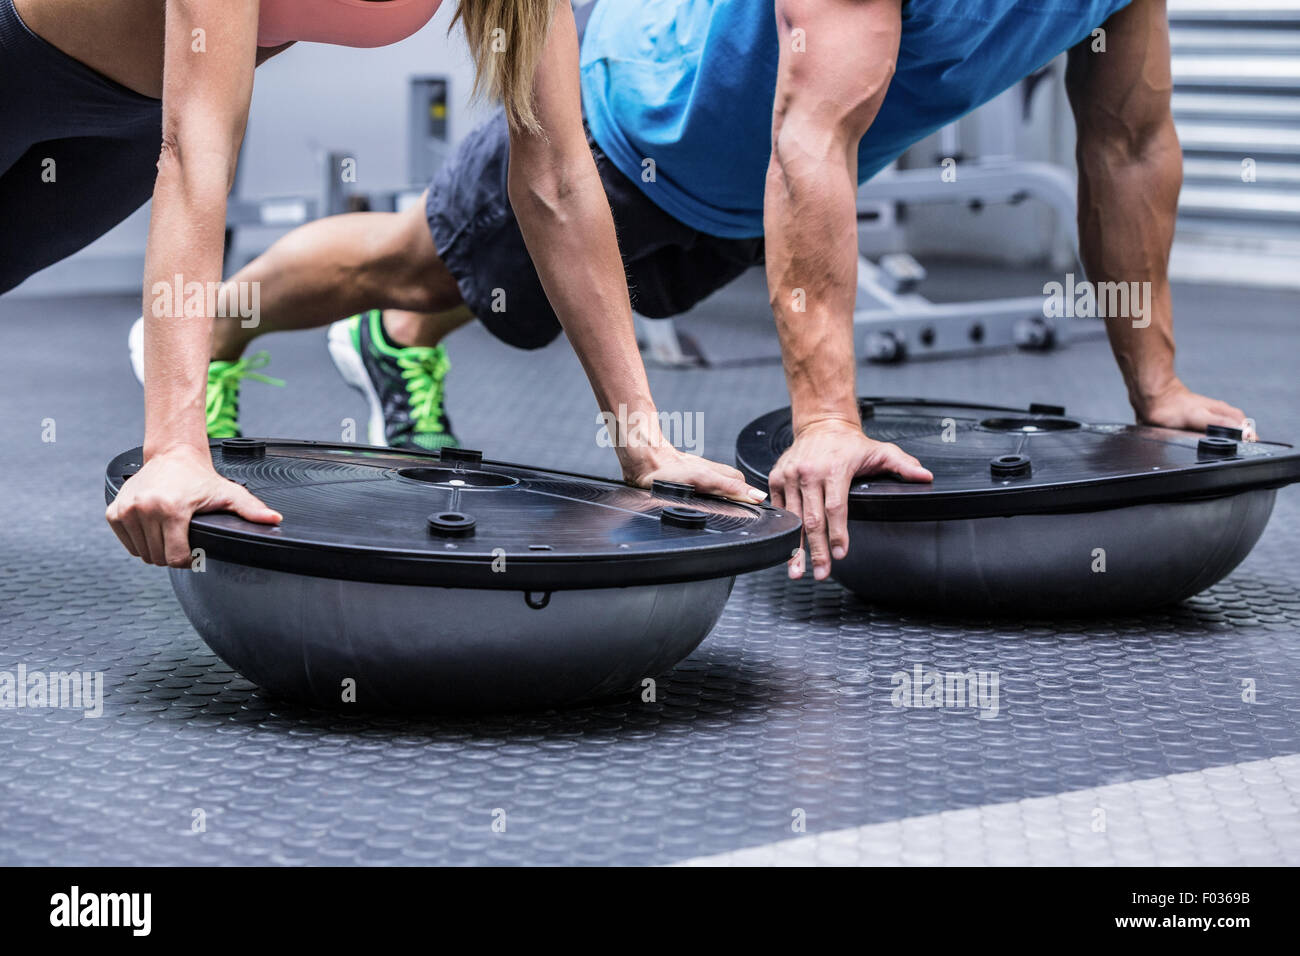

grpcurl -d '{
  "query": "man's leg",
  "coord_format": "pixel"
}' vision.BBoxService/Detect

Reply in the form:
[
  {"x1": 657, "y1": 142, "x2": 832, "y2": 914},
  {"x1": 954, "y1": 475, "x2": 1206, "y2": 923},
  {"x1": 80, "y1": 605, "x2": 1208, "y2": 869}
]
[
  {"x1": 380, "y1": 306, "x2": 474, "y2": 349},
  {"x1": 210, "y1": 195, "x2": 468, "y2": 360}
]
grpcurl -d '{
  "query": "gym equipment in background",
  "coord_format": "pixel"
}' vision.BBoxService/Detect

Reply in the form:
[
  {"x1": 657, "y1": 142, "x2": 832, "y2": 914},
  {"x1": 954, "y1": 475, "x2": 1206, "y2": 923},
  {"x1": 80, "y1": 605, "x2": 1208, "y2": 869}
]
[
  {"x1": 104, "y1": 441, "x2": 800, "y2": 712},
  {"x1": 408, "y1": 75, "x2": 451, "y2": 187},
  {"x1": 638, "y1": 70, "x2": 1101, "y2": 368},
  {"x1": 736, "y1": 397, "x2": 1300, "y2": 615},
  {"x1": 849, "y1": 77, "x2": 1092, "y2": 364},
  {"x1": 223, "y1": 75, "x2": 453, "y2": 264}
]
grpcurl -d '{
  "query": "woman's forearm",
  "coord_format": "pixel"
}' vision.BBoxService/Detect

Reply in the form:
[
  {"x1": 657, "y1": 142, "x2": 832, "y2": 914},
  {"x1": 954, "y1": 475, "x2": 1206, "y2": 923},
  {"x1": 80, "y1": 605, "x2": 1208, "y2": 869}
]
[
  {"x1": 509, "y1": 156, "x2": 667, "y2": 455},
  {"x1": 141, "y1": 151, "x2": 232, "y2": 459},
  {"x1": 143, "y1": 0, "x2": 258, "y2": 460}
]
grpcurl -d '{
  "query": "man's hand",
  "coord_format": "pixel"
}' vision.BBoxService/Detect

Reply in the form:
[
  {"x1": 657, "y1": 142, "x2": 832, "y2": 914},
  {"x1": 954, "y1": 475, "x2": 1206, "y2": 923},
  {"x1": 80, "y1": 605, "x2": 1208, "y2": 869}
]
[
  {"x1": 769, "y1": 418, "x2": 931, "y2": 581},
  {"x1": 1136, "y1": 379, "x2": 1252, "y2": 437},
  {"x1": 763, "y1": 0, "x2": 903, "y2": 577},
  {"x1": 624, "y1": 447, "x2": 769, "y2": 505},
  {"x1": 106, "y1": 445, "x2": 281, "y2": 568}
]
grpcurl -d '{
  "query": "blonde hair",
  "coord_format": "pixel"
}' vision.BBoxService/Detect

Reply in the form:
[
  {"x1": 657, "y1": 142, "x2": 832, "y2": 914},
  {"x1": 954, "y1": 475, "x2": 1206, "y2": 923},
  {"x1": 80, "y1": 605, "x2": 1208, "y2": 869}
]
[{"x1": 452, "y1": 0, "x2": 556, "y2": 134}]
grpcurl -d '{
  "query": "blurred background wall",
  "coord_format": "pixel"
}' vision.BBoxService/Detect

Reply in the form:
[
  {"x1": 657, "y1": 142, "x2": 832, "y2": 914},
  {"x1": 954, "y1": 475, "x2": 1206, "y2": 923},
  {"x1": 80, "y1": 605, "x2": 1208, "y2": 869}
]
[
  {"x1": 7, "y1": 0, "x2": 1297, "y2": 298},
  {"x1": 8, "y1": 3, "x2": 488, "y2": 297}
]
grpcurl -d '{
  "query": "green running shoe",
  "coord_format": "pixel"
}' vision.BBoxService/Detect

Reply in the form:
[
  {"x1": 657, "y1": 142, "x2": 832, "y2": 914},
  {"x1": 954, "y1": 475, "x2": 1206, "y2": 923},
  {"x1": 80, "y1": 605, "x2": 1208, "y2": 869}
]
[
  {"x1": 206, "y1": 352, "x2": 284, "y2": 439},
  {"x1": 128, "y1": 316, "x2": 282, "y2": 439},
  {"x1": 327, "y1": 309, "x2": 459, "y2": 450}
]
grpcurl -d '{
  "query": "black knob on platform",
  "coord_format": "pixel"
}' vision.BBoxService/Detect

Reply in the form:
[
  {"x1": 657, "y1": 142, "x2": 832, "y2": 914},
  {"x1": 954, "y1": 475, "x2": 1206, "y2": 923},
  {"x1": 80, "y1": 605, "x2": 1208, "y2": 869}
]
[
  {"x1": 221, "y1": 438, "x2": 266, "y2": 458},
  {"x1": 990, "y1": 454, "x2": 1032, "y2": 479},
  {"x1": 652, "y1": 479, "x2": 696, "y2": 499},
  {"x1": 440, "y1": 447, "x2": 483, "y2": 468},
  {"x1": 1198, "y1": 437, "x2": 1238, "y2": 460},
  {"x1": 1206, "y1": 424, "x2": 1244, "y2": 441},
  {"x1": 1028, "y1": 403, "x2": 1066, "y2": 416},
  {"x1": 661, "y1": 506, "x2": 708, "y2": 529},
  {"x1": 427, "y1": 511, "x2": 476, "y2": 537}
]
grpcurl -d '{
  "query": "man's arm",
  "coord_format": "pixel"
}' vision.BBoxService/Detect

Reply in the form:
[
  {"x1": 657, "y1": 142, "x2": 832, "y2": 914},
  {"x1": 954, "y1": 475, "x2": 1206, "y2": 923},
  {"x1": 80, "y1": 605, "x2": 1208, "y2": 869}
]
[
  {"x1": 1066, "y1": 0, "x2": 1248, "y2": 433},
  {"x1": 508, "y1": 2, "x2": 765, "y2": 501},
  {"x1": 764, "y1": 0, "x2": 930, "y2": 581}
]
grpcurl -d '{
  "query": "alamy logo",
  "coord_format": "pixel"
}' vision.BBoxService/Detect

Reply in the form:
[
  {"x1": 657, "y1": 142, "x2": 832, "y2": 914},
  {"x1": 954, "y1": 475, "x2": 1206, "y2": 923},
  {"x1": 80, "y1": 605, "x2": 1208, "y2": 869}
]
[
  {"x1": 596, "y1": 404, "x2": 704, "y2": 456},
  {"x1": 151, "y1": 274, "x2": 261, "y2": 328},
  {"x1": 0, "y1": 665, "x2": 103, "y2": 717},
  {"x1": 1042, "y1": 273, "x2": 1151, "y2": 328},
  {"x1": 891, "y1": 664, "x2": 1000, "y2": 719},
  {"x1": 49, "y1": 887, "x2": 151, "y2": 936}
]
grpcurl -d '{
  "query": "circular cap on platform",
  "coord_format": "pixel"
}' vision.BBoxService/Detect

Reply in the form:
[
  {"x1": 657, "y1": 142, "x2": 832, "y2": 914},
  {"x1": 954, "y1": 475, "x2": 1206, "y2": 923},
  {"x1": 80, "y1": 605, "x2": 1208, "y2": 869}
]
[
  {"x1": 661, "y1": 506, "x2": 709, "y2": 529},
  {"x1": 990, "y1": 454, "x2": 1032, "y2": 479},
  {"x1": 427, "y1": 511, "x2": 476, "y2": 537},
  {"x1": 651, "y1": 479, "x2": 696, "y2": 499},
  {"x1": 105, "y1": 441, "x2": 801, "y2": 589},
  {"x1": 1206, "y1": 424, "x2": 1244, "y2": 441},
  {"x1": 735, "y1": 397, "x2": 1300, "y2": 521},
  {"x1": 1198, "y1": 436, "x2": 1239, "y2": 460},
  {"x1": 221, "y1": 438, "x2": 266, "y2": 458},
  {"x1": 439, "y1": 447, "x2": 483, "y2": 468}
]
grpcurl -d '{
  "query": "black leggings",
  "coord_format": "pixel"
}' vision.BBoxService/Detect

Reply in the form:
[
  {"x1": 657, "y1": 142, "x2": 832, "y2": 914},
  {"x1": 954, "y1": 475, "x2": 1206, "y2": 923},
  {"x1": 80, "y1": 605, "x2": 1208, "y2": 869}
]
[{"x1": 0, "y1": 0, "x2": 162, "y2": 294}]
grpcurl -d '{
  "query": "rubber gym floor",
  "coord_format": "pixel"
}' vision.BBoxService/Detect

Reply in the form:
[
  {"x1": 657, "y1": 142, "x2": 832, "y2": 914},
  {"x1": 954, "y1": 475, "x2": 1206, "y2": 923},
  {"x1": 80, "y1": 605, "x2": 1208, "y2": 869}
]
[{"x1": 1, "y1": 267, "x2": 1297, "y2": 866}]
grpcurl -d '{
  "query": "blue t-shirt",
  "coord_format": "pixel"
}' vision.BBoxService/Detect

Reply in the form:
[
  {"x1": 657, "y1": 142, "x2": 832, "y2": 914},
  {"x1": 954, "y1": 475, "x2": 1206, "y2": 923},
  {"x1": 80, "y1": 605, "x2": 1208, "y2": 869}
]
[{"x1": 581, "y1": 0, "x2": 1131, "y2": 238}]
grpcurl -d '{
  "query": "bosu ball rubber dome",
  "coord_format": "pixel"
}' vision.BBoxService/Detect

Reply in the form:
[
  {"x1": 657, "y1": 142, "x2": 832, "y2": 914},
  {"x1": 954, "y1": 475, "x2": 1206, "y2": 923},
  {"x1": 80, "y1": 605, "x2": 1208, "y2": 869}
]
[
  {"x1": 736, "y1": 397, "x2": 1300, "y2": 615},
  {"x1": 105, "y1": 440, "x2": 802, "y2": 711}
]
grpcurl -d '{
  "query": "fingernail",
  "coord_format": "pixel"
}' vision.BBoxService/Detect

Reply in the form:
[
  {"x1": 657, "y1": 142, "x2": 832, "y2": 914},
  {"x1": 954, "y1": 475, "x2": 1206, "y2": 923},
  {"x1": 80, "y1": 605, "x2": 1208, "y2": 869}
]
[
  {"x1": 832, "y1": 546, "x2": 846, "y2": 560},
  {"x1": 747, "y1": 489, "x2": 767, "y2": 502}
]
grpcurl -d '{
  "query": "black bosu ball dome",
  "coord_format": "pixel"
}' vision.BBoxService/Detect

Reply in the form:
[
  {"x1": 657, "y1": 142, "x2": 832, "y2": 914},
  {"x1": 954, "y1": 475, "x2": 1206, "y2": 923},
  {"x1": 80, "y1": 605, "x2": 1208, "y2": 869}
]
[
  {"x1": 736, "y1": 397, "x2": 1300, "y2": 615},
  {"x1": 105, "y1": 440, "x2": 801, "y2": 711}
]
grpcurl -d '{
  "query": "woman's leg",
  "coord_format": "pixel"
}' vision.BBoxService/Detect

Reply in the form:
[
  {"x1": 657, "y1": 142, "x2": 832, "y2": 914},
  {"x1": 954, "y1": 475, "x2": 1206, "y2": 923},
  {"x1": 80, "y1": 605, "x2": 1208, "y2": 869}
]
[
  {"x1": 211, "y1": 196, "x2": 469, "y2": 359},
  {"x1": 0, "y1": 135, "x2": 157, "y2": 294}
]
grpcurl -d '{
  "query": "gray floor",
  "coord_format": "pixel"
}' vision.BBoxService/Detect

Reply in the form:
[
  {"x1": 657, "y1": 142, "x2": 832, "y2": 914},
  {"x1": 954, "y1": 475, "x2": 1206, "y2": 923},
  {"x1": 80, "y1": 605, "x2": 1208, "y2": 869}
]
[{"x1": 1, "y1": 269, "x2": 1297, "y2": 865}]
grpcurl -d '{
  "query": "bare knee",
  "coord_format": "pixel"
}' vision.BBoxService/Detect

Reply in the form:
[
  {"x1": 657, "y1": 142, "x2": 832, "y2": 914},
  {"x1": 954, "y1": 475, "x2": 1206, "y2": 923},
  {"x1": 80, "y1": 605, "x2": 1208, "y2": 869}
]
[{"x1": 365, "y1": 198, "x2": 464, "y2": 314}]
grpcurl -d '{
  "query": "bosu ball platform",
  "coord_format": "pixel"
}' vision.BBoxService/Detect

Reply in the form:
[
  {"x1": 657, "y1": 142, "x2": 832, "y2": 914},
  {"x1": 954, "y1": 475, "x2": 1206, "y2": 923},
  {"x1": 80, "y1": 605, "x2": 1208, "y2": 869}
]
[
  {"x1": 736, "y1": 397, "x2": 1300, "y2": 615},
  {"x1": 105, "y1": 439, "x2": 801, "y2": 711}
]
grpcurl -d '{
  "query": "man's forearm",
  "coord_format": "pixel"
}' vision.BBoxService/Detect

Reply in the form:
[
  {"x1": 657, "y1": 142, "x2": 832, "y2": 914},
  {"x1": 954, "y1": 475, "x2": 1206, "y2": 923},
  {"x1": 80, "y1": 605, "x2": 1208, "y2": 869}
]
[
  {"x1": 764, "y1": 137, "x2": 862, "y2": 434},
  {"x1": 1076, "y1": 118, "x2": 1182, "y2": 411}
]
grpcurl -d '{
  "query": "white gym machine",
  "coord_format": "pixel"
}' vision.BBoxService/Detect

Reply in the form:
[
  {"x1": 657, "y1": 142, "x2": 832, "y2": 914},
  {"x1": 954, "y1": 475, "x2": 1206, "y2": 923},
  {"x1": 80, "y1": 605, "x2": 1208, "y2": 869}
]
[{"x1": 637, "y1": 68, "x2": 1102, "y2": 368}]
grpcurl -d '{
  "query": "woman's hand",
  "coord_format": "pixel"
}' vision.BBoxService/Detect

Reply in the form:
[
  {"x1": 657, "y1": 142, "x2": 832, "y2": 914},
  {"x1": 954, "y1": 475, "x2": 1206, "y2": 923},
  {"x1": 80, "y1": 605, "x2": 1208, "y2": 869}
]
[
  {"x1": 623, "y1": 446, "x2": 768, "y2": 504},
  {"x1": 1135, "y1": 379, "x2": 1253, "y2": 438},
  {"x1": 105, "y1": 445, "x2": 281, "y2": 568}
]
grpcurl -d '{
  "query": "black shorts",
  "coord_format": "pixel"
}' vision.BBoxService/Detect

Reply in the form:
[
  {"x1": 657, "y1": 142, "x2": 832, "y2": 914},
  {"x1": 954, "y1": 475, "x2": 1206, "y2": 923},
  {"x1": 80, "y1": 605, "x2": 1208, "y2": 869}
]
[
  {"x1": 426, "y1": 111, "x2": 764, "y2": 350},
  {"x1": 0, "y1": 0, "x2": 162, "y2": 294}
]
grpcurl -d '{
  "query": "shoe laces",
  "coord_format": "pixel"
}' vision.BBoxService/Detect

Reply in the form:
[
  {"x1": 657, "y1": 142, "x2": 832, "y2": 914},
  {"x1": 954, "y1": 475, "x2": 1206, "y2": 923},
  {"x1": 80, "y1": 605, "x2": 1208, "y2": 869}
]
[
  {"x1": 207, "y1": 351, "x2": 284, "y2": 434},
  {"x1": 396, "y1": 346, "x2": 451, "y2": 434}
]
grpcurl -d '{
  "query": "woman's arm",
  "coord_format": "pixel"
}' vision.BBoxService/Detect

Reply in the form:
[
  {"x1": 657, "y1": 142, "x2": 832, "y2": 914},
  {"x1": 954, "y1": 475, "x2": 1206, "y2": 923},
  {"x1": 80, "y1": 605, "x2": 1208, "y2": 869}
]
[
  {"x1": 508, "y1": 2, "x2": 765, "y2": 501},
  {"x1": 107, "y1": 0, "x2": 281, "y2": 567}
]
